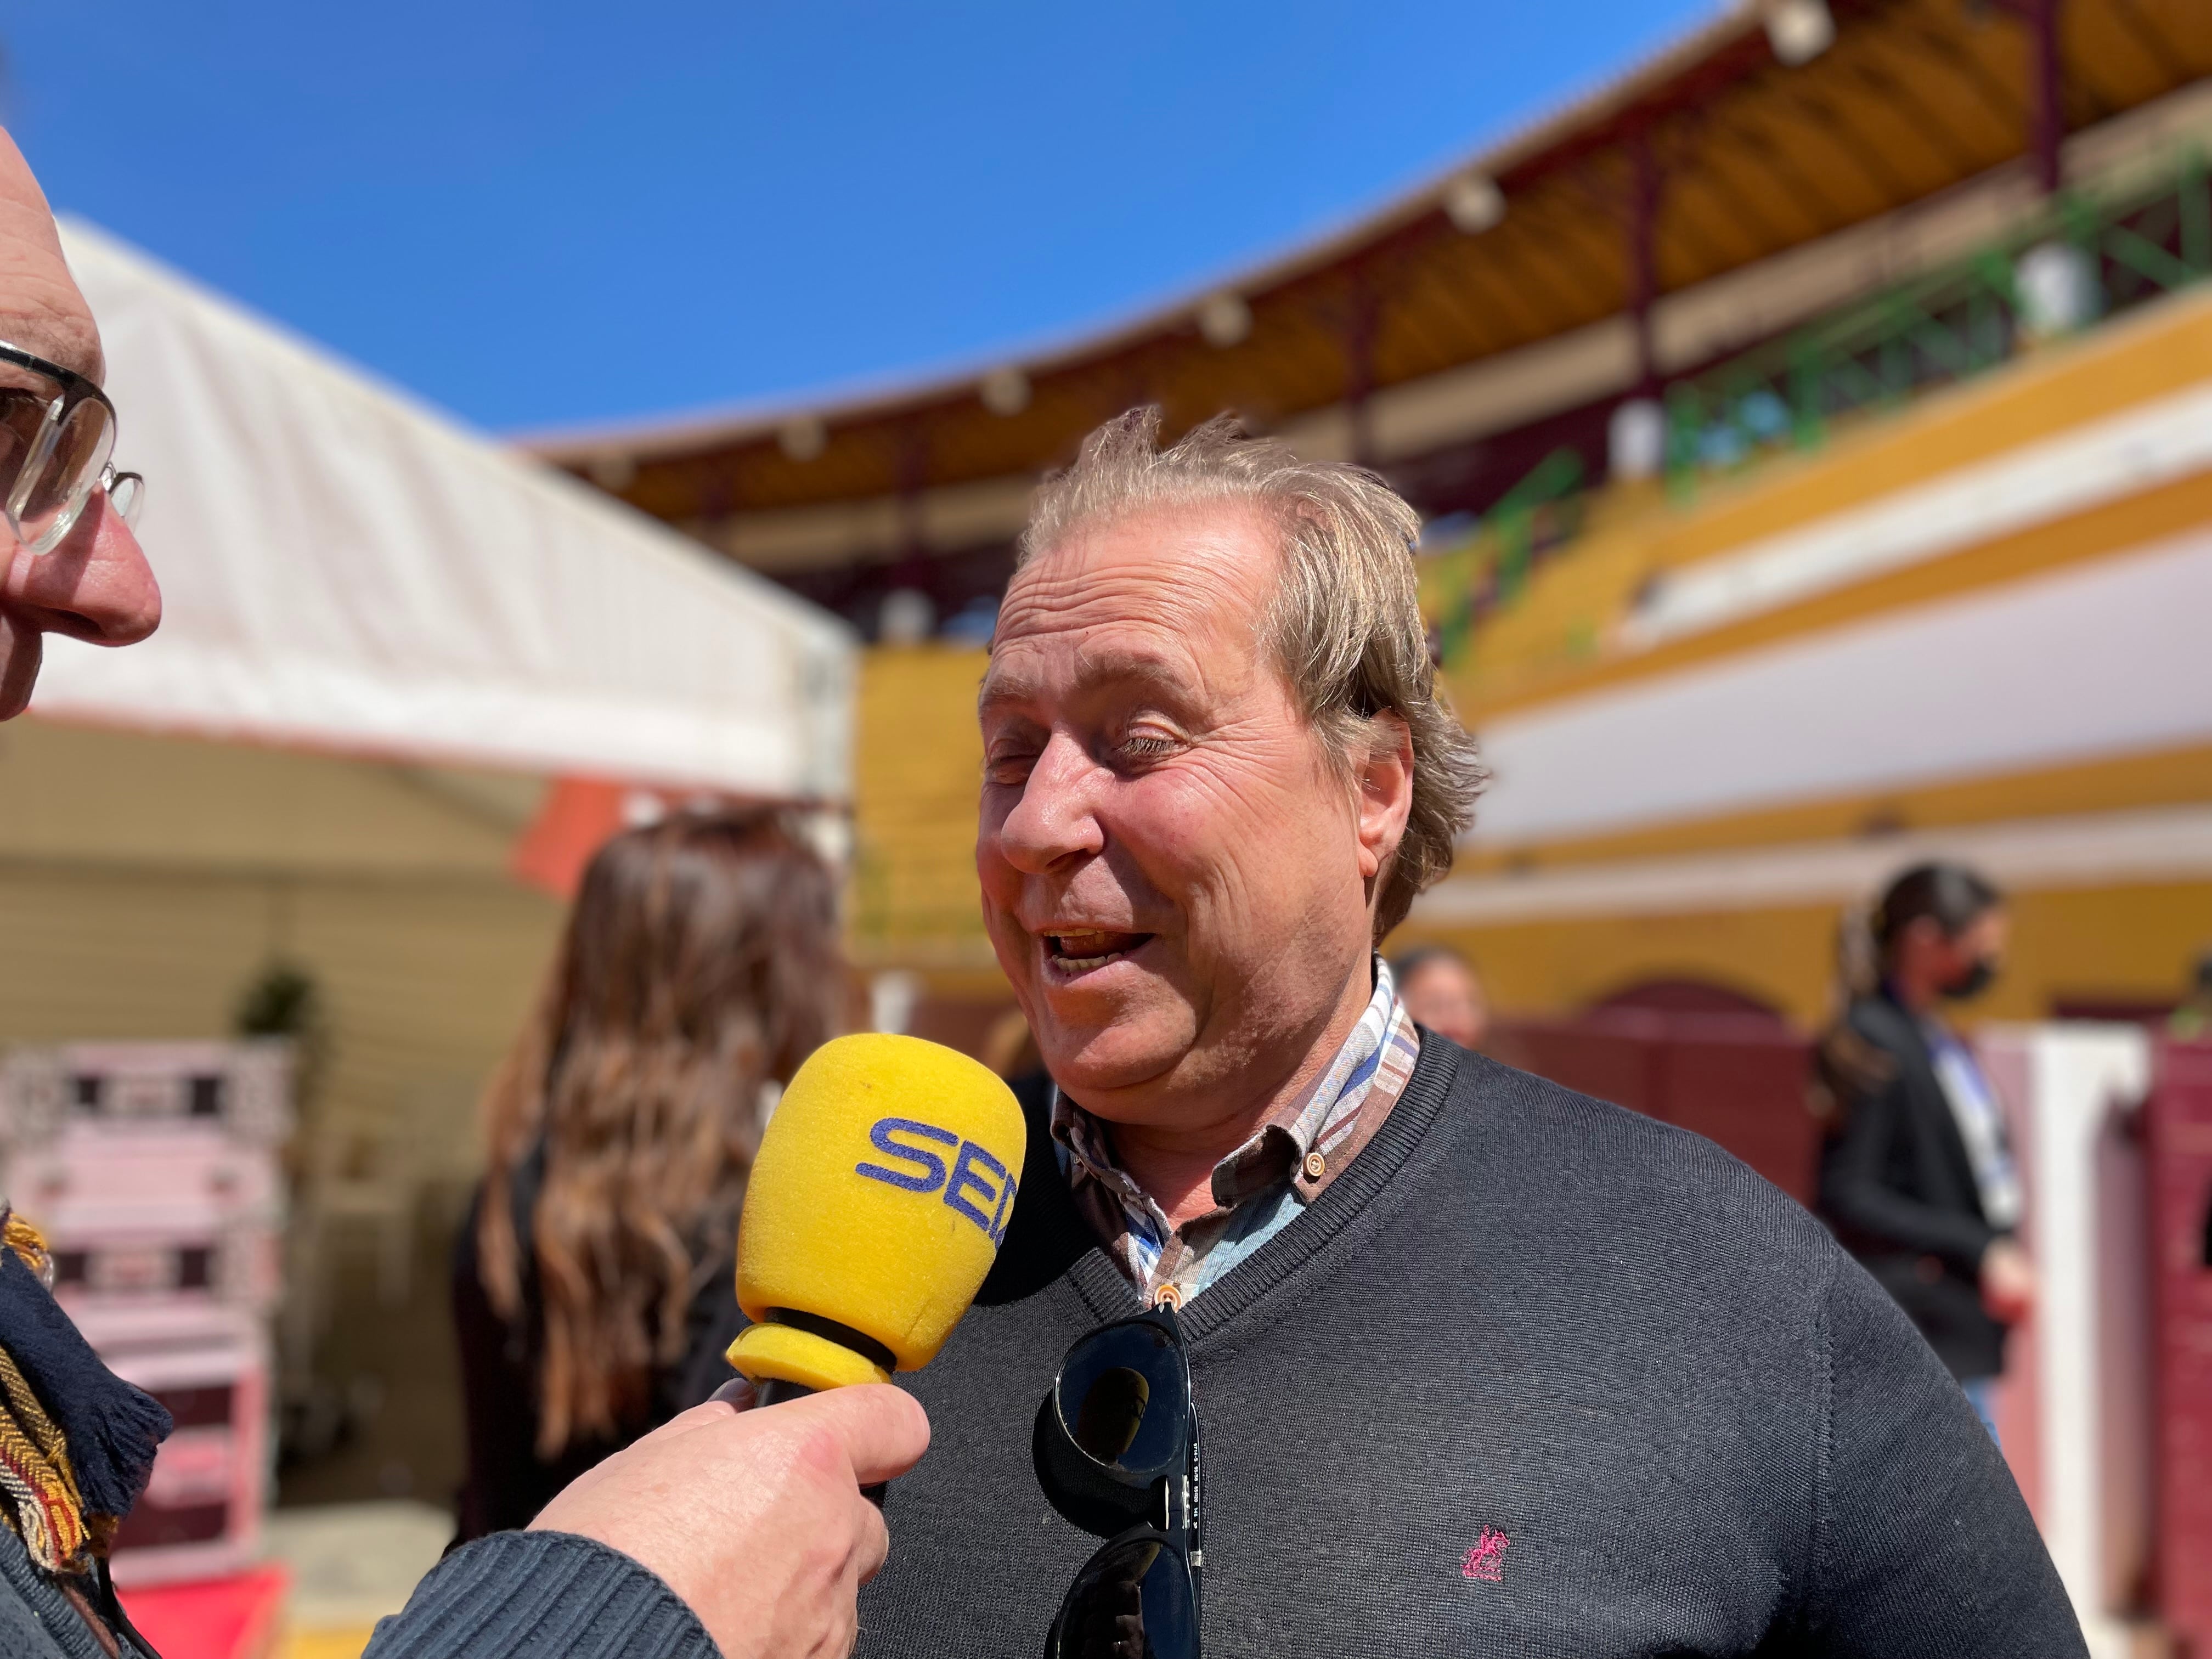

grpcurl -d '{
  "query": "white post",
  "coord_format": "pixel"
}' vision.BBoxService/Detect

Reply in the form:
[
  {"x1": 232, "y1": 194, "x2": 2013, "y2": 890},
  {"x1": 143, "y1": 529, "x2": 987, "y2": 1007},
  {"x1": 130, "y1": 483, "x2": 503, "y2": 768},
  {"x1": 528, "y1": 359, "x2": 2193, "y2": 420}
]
[{"x1": 1982, "y1": 1023, "x2": 2154, "y2": 1658}]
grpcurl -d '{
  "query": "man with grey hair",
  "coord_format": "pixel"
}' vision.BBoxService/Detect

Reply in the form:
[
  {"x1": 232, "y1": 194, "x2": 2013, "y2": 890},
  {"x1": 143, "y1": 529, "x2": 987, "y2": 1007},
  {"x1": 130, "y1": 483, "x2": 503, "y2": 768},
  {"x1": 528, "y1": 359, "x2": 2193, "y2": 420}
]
[{"x1": 857, "y1": 410, "x2": 2080, "y2": 1657}]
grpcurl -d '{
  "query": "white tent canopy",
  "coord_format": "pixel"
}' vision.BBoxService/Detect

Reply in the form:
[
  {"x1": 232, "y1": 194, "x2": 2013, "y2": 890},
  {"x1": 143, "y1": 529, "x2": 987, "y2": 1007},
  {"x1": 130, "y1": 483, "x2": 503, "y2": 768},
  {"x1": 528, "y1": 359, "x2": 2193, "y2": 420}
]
[{"x1": 33, "y1": 221, "x2": 854, "y2": 801}]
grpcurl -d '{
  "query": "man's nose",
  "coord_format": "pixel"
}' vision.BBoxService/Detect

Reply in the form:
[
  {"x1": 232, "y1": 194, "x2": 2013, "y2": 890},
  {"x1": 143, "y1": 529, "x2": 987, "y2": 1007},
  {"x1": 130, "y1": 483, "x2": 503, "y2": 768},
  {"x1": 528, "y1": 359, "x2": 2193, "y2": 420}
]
[
  {"x1": 2, "y1": 496, "x2": 161, "y2": 647},
  {"x1": 993, "y1": 736, "x2": 1105, "y2": 874}
]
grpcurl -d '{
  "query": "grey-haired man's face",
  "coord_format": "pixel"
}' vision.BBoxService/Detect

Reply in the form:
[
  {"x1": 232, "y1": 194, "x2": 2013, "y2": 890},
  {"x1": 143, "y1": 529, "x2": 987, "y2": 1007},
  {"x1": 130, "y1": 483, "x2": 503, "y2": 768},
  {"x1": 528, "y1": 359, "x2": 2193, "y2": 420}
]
[
  {"x1": 974, "y1": 499, "x2": 1404, "y2": 1133},
  {"x1": 0, "y1": 130, "x2": 160, "y2": 718}
]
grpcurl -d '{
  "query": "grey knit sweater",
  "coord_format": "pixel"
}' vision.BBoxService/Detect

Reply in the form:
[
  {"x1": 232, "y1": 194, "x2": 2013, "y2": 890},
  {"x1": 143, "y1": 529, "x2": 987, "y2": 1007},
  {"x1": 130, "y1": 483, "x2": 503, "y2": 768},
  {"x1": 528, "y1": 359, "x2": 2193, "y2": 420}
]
[
  {"x1": 0, "y1": 1525, "x2": 125, "y2": 1659},
  {"x1": 0, "y1": 1454, "x2": 716, "y2": 1659},
  {"x1": 345, "y1": 1039, "x2": 2081, "y2": 1658},
  {"x1": 858, "y1": 1039, "x2": 2085, "y2": 1657},
  {"x1": 363, "y1": 1531, "x2": 715, "y2": 1658}
]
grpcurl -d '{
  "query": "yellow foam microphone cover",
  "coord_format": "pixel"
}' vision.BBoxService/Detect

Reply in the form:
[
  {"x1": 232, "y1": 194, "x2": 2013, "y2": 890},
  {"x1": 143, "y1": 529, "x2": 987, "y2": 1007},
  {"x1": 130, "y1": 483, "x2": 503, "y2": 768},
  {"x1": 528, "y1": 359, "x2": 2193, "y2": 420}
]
[{"x1": 728, "y1": 1032, "x2": 1026, "y2": 1392}]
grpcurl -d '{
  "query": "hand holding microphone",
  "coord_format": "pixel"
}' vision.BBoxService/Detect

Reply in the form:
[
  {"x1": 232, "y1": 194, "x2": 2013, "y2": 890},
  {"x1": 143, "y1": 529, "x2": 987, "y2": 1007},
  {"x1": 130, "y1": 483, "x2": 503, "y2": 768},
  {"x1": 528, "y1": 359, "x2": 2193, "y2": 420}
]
[
  {"x1": 727, "y1": 1032, "x2": 1026, "y2": 1405},
  {"x1": 531, "y1": 1383, "x2": 928, "y2": 1659},
  {"x1": 514, "y1": 1033, "x2": 1022, "y2": 1659}
]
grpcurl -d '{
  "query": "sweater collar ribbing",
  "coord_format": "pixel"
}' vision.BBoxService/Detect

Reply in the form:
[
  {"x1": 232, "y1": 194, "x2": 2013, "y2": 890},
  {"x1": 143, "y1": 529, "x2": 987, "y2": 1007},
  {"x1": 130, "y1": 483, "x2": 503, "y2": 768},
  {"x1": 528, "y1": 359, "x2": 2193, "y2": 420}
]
[{"x1": 1058, "y1": 1033, "x2": 1468, "y2": 1340}]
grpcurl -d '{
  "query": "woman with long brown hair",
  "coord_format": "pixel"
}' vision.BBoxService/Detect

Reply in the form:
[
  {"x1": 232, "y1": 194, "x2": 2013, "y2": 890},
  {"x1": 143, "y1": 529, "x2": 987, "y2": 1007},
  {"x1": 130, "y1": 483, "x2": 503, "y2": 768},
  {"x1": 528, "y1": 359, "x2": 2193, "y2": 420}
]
[{"x1": 451, "y1": 809, "x2": 845, "y2": 1538}]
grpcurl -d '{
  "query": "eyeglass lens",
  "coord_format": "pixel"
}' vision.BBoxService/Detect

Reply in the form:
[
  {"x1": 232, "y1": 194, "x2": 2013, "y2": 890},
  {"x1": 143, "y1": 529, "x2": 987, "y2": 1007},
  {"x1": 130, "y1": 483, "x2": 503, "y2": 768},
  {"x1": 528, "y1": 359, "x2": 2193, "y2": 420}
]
[
  {"x1": 18, "y1": 395, "x2": 116, "y2": 554},
  {"x1": 0, "y1": 390, "x2": 50, "y2": 501},
  {"x1": 1057, "y1": 1323, "x2": 1187, "y2": 1476},
  {"x1": 1056, "y1": 1534, "x2": 1198, "y2": 1659}
]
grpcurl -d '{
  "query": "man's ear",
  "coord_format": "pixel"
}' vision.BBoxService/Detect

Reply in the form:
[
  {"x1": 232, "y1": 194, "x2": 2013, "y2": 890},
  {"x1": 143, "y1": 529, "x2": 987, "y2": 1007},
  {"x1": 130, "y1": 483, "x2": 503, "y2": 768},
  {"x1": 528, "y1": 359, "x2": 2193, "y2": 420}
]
[{"x1": 1354, "y1": 712, "x2": 1415, "y2": 883}]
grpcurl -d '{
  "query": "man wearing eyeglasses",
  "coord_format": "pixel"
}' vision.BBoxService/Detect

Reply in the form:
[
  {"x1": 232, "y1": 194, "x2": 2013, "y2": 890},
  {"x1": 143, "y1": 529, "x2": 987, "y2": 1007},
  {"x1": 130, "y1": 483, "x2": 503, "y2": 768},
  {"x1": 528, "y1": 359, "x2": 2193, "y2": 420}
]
[
  {"x1": 0, "y1": 131, "x2": 924, "y2": 1659},
  {"x1": 850, "y1": 410, "x2": 2086, "y2": 1658},
  {"x1": 0, "y1": 138, "x2": 159, "y2": 715}
]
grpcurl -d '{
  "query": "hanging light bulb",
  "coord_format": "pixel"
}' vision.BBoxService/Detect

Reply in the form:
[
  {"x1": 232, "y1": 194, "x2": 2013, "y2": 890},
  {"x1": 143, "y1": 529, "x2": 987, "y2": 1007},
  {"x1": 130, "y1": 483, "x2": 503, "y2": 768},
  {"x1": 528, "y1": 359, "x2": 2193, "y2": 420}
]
[
  {"x1": 1443, "y1": 173, "x2": 1506, "y2": 234},
  {"x1": 1197, "y1": 291, "x2": 1251, "y2": 348},
  {"x1": 778, "y1": 414, "x2": 828, "y2": 462},
  {"x1": 980, "y1": 366, "x2": 1031, "y2": 416},
  {"x1": 1765, "y1": 0, "x2": 1834, "y2": 66}
]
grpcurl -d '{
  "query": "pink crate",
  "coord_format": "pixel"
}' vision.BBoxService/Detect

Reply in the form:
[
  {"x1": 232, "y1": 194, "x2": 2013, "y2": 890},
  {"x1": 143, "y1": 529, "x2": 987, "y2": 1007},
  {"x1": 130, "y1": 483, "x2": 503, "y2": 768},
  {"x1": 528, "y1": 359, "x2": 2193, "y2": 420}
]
[
  {"x1": 9, "y1": 1128, "x2": 284, "y2": 1317},
  {"x1": 76, "y1": 1305, "x2": 270, "y2": 1588},
  {"x1": 1, "y1": 1042, "x2": 291, "y2": 1146},
  {"x1": 2, "y1": 1043, "x2": 290, "y2": 1319}
]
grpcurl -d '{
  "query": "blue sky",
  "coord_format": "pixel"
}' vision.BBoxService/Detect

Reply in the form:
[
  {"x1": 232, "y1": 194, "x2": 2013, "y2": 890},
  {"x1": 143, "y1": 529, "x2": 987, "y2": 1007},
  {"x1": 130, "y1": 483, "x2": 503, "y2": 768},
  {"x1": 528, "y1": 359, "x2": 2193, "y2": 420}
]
[{"x1": 2, "y1": 2, "x2": 1711, "y2": 435}]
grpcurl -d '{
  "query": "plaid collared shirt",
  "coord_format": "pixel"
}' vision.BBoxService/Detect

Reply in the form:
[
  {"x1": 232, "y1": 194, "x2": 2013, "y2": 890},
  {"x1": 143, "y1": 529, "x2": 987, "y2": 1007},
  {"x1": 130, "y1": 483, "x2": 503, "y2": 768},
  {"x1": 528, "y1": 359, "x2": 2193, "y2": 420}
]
[{"x1": 1050, "y1": 955, "x2": 1421, "y2": 1307}]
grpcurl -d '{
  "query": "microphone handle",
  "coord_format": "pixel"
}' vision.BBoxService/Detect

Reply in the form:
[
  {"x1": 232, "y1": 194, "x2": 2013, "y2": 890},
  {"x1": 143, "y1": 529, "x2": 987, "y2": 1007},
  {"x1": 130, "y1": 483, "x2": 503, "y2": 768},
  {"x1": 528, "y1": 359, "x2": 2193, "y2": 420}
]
[{"x1": 746, "y1": 1377, "x2": 889, "y2": 1509}]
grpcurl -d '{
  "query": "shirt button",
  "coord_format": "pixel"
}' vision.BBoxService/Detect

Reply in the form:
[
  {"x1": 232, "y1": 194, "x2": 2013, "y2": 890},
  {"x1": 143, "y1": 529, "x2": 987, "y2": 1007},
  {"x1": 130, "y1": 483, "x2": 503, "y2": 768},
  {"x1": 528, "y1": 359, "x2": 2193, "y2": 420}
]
[{"x1": 1302, "y1": 1151, "x2": 1327, "y2": 1181}]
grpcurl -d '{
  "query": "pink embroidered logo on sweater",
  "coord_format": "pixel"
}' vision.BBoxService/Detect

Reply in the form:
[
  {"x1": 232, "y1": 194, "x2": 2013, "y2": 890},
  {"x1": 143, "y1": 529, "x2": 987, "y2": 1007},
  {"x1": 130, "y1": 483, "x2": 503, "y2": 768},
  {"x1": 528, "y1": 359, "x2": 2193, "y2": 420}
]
[{"x1": 1462, "y1": 1527, "x2": 1509, "y2": 1582}]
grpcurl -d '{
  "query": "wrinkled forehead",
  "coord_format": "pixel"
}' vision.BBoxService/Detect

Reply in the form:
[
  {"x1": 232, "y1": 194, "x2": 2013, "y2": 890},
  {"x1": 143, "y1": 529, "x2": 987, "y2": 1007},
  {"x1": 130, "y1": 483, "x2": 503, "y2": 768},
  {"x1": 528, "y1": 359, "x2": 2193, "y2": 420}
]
[
  {"x1": 985, "y1": 502, "x2": 1282, "y2": 706},
  {"x1": 0, "y1": 132, "x2": 101, "y2": 386}
]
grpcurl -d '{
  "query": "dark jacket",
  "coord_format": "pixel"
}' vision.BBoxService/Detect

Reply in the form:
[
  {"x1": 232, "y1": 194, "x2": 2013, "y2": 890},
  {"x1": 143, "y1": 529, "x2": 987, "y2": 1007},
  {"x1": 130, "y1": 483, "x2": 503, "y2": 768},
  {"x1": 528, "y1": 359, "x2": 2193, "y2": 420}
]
[
  {"x1": 449, "y1": 1146, "x2": 746, "y2": 1539},
  {"x1": 363, "y1": 1531, "x2": 718, "y2": 1659},
  {"x1": 856, "y1": 1037, "x2": 2082, "y2": 1658},
  {"x1": 0, "y1": 1525, "x2": 171, "y2": 1659},
  {"x1": 0, "y1": 1237, "x2": 170, "y2": 1658},
  {"x1": 1817, "y1": 991, "x2": 2011, "y2": 1381}
]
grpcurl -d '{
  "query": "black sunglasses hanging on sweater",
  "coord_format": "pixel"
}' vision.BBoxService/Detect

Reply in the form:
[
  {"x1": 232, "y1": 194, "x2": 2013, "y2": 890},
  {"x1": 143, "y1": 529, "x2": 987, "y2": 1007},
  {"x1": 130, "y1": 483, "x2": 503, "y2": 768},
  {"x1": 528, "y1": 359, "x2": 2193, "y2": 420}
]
[{"x1": 1032, "y1": 1302, "x2": 1203, "y2": 1659}]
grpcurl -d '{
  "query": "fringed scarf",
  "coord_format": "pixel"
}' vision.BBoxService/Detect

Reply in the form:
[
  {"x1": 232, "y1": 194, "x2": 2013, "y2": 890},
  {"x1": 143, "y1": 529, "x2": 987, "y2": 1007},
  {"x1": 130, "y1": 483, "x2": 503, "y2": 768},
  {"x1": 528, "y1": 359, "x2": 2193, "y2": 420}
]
[{"x1": 0, "y1": 1205, "x2": 171, "y2": 1576}]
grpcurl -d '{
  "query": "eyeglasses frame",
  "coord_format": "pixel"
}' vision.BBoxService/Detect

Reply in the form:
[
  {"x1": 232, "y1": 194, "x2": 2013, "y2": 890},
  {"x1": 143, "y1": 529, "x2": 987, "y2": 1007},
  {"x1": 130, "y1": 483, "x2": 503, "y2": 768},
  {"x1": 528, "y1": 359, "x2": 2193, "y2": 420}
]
[
  {"x1": 0, "y1": 340, "x2": 142, "y2": 554},
  {"x1": 1035, "y1": 1301, "x2": 1205, "y2": 1658}
]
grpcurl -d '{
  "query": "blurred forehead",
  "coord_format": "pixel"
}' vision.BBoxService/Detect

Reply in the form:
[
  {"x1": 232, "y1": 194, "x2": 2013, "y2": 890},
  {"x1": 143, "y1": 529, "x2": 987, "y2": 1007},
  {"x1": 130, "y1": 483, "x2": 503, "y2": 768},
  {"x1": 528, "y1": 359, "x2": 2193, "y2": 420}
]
[
  {"x1": 984, "y1": 501, "x2": 1280, "y2": 707},
  {"x1": 1959, "y1": 907, "x2": 2008, "y2": 946},
  {"x1": 0, "y1": 131, "x2": 101, "y2": 382},
  {"x1": 1406, "y1": 953, "x2": 1474, "y2": 990}
]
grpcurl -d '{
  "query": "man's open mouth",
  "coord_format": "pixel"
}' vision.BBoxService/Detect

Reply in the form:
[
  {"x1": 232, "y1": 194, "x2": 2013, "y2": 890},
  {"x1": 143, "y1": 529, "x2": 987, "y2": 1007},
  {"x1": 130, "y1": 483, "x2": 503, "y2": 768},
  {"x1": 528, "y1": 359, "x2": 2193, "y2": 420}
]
[{"x1": 1042, "y1": 929, "x2": 1154, "y2": 973}]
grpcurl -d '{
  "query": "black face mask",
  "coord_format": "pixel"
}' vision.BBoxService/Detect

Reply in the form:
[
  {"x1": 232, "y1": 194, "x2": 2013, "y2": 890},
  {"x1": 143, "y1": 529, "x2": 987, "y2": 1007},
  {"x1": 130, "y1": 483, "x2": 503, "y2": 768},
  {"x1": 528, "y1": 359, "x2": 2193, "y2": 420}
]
[{"x1": 1942, "y1": 956, "x2": 1999, "y2": 1002}]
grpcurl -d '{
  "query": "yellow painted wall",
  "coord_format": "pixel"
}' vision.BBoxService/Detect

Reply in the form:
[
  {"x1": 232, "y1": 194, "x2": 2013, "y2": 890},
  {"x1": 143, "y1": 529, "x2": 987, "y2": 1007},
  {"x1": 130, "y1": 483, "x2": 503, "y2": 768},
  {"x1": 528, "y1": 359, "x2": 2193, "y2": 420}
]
[
  {"x1": 850, "y1": 646, "x2": 997, "y2": 974},
  {"x1": 1390, "y1": 878, "x2": 2212, "y2": 1027}
]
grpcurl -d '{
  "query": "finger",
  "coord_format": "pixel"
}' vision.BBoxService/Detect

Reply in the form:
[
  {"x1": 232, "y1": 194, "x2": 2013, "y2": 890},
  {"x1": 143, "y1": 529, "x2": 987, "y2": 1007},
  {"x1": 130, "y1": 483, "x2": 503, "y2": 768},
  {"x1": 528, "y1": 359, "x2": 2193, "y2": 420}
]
[
  {"x1": 775, "y1": 1384, "x2": 931, "y2": 1486},
  {"x1": 849, "y1": 1487, "x2": 893, "y2": 1585},
  {"x1": 630, "y1": 1397, "x2": 740, "y2": 1449},
  {"x1": 709, "y1": 1376, "x2": 759, "y2": 1412}
]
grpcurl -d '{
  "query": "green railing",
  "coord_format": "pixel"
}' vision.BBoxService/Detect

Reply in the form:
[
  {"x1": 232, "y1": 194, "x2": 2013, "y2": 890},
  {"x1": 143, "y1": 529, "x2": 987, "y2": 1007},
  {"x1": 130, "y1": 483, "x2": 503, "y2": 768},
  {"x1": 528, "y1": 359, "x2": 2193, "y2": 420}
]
[
  {"x1": 1665, "y1": 147, "x2": 2212, "y2": 491},
  {"x1": 1423, "y1": 146, "x2": 2212, "y2": 669},
  {"x1": 1427, "y1": 445, "x2": 1585, "y2": 668}
]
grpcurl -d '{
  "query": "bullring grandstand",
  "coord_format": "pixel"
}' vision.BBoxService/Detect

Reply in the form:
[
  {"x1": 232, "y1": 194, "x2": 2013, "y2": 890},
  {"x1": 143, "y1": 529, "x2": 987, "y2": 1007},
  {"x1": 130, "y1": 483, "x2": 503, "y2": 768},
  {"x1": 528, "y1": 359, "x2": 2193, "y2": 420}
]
[{"x1": 534, "y1": 0, "x2": 2212, "y2": 1040}]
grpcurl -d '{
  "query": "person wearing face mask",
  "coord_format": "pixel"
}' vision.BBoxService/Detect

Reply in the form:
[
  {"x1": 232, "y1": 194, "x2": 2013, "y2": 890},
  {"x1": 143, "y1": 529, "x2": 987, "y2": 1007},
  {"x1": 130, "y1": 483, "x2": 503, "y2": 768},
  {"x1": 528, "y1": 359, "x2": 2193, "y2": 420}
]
[{"x1": 1818, "y1": 861, "x2": 2032, "y2": 1444}]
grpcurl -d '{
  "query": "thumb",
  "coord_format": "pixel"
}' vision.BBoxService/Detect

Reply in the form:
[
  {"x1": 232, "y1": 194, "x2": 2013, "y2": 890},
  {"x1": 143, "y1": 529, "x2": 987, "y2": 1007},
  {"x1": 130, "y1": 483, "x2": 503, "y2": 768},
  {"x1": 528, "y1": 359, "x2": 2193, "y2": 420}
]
[{"x1": 763, "y1": 1384, "x2": 931, "y2": 1487}]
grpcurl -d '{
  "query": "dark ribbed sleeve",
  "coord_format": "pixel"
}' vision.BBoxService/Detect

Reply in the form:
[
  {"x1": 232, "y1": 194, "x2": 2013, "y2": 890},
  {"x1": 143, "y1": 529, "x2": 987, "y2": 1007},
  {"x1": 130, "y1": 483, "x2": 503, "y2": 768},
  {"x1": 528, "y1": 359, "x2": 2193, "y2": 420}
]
[
  {"x1": 1804, "y1": 1253, "x2": 2084, "y2": 1655},
  {"x1": 362, "y1": 1531, "x2": 720, "y2": 1659}
]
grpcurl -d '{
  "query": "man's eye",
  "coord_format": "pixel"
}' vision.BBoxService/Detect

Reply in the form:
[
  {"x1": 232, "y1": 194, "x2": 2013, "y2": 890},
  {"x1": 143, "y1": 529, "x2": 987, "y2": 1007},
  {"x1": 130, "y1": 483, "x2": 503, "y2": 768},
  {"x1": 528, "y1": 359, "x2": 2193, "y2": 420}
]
[
  {"x1": 984, "y1": 752, "x2": 1035, "y2": 785},
  {"x1": 1118, "y1": 732, "x2": 1178, "y2": 762}
]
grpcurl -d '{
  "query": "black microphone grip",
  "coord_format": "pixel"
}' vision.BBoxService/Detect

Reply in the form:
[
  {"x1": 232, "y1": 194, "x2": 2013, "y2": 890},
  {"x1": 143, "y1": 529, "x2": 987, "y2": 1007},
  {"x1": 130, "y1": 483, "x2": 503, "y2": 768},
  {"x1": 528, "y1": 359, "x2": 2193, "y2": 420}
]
[
  {"x1": 716, "y1": 1376, "x2": 889, "y2": 1508},
  {"x1": 749, "y1": 1378, "x2": 815, "y2": 1408}
]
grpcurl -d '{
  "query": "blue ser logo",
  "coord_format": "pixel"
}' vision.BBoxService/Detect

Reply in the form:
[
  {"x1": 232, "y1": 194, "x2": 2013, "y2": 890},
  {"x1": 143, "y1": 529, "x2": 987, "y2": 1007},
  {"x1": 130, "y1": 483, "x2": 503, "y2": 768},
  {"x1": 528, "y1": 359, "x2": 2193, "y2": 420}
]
[{"x1": 855, "y1": 1116, "x2": 1018, "y2": 1245}]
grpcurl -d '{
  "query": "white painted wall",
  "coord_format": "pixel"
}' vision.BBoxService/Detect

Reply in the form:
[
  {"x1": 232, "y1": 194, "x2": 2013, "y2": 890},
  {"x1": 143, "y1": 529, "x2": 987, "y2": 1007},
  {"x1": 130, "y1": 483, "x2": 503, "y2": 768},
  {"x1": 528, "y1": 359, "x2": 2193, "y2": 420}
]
[{"x1": 1981, "y1": 1023, "x2": 2155, "y2": 1658}]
